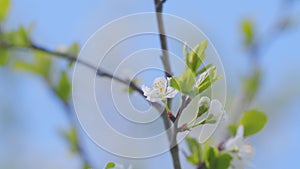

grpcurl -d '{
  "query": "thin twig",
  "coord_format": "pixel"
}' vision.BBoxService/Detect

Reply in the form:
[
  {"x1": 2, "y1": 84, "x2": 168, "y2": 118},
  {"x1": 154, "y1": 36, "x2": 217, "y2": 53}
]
[
  {"x1": 154, "y1": 0, "x2": 172, "y2": 78},
  {"x1": 0, "y1": 40, "x2": 168, "y2": 167}
]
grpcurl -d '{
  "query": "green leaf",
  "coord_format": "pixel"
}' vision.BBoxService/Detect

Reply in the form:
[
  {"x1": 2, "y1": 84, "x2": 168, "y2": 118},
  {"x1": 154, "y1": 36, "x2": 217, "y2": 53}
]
[
  {"x1": 124, "y1": 78, "x2": 139, "y2": 94},
  {"x1": 14, "y1": 60, "x2": 40, "y2": 74},
  {"x1": 197, "y1": 105, "x2": 208, "y2": 118},
  {"x1": 215, "y1": 154, "x2": 232, "y2": 169},
  {"x1": 0, "y1": 48, "x2": 9, "y2": 66},
  {"x1": 196, "y1": 64, "x2": 213, "y2": 76},
  {"x1": 228, "y1": 124, "x2": 238, "y2": 136},
  {"x1": 54, "y1": 71, "x2": 71, "y2": 102},
  {"x1": 62, "y1": 127, "x2": 79, "y2": 154},
  {"x1": 239, "y1": 109, "x2": 267, "y2": 137},
  {"x1": 67, "y1": 43, "x2": 79, "y2": 56},
  {"x1": 13, "y1": 51, "x2": 52, "y2": 80},
  {"x1": 105, "y1": 162, "x2": 116, "y2": 169},
  {"x1": 0, "y1": 0, "x2": 10, "y2": 21},
  {"x1": 66, "y1": 43, "x2": 79, "y2": 67},
  {"x1": 34, "y1": 51, "x2": 52, "y2": 78},
  {"x1": 241, "y1": 20, "x2": 254, "y2": 47},
  {"x1": 206, "y1": 147, "x2": 217, "y2": 168},
  {"x1": 175, "y1": 69, "x2": 196, "y2": 95},
  {"x1": 186, "y1": 40, "x2": 208, "y2": 73},
  {"x1": 83, "y1": 163, "x2": 91, "y2": 169},
  {"x1": 3, "y1": 26, "x2": 30, "y2": 46},
  {"x1": 169, "y1": 77, "x2": 181, "y2": 91},
  {"x1": 206, "y1": 147, "x2": 232, "y2": 169},
  {"x1": 197, "y1": 66, "x2": 221, "y2": 93},
  {"x1": 185, "y1": 136, "x2": 202, "y2": 165}
]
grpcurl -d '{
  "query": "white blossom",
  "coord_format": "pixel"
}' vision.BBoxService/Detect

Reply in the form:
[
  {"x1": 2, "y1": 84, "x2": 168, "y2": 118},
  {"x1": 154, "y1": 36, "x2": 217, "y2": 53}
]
[
  {"x1": 199, "y1": 96, "x2": 211, "y2": 108},
  {"x1": 224, "y1": 125, "x2": 255, "y2": 169},
  {"x1": 207, "y1": 99, "x2": 226, "y2": 123},
  {"x1": 142, "y1": 77, "x2": 178, "y2": 102},
  {"x1": 199, "y1": 97, "x2": 226, "y2": 123}
]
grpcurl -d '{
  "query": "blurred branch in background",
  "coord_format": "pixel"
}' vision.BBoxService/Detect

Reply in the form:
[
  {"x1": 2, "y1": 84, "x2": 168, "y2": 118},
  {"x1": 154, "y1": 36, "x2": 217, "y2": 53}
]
[
  {"x1": 229, "y1": 0, "x2": 298, "y2": 125},
  {"x1": 0, "y1": 17, "x2": 166, "y2": 169},
  {"x1": 0, "y1": 0, "x2": 173, "y2": 168}
]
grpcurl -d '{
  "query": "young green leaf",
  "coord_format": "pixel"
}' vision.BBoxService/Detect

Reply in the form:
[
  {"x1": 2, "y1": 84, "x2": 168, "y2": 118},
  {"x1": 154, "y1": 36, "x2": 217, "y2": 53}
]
[
  {"x1": 83, "y1": 163, "x2": 91, "y2": 169},
  {"x1": 3, "y1": 26, "x2": 30, "y2": 47},
  {"x1": 241, "y1": 20, "x2": 254, "y2": 47},
  {"x1": 0, "y1": 48, "x2": 9, "y2": 66},
  {"x1": 185, "y1": 136, "x2": 202, "y2": 165},
  {"x1": 62, "y1": 127, "x2": 79, "y2": 154},
  {"x1": 206, "y1": 147, "x2": 232, "y2": 169},
  {"x1": 186, "y1": 40, "x2": 208, "y2": 73},
  {"x1": 196, "y1": 64, "x2": 213, "y2": 76},
  {"x1": 14, "y1": 60, "x2": 40, "y2": 74},
  {"x1": 124, "y1": 78, "x2": 139, "y2": 94},
  {"x1": 0, "y1": 0, "x2": 10, "y2": 21},
  {"x1": 169, "y1": 77, "x2": 181, "y2": 91},
  {"x1": 54, "y1": 71, "x2": 71, "y2": 102},
  {"x1": 215, "y1": 153, "x2": 232, "y2": 169},
  {"x1": 239, "y1": 109, "x2": 267, "y2": 137},
  {"x1": 175, "y1": 69, "x2": 196, "y2": 95},
  {"x1": 105, "y1": 162, "x2": 116, "y2": 169},
  {"x1": 67, "y1": 43, "x2": 80, "y2": 56},
  {"x1": 14, "y1": 51, "x2": 52, "y2": 80},
  {"x1": 228, "y1": 124, "x2": 238, "y2": 136},
  {"x1": 206, "y1": 147, "x2": 217, "y2": 168}
]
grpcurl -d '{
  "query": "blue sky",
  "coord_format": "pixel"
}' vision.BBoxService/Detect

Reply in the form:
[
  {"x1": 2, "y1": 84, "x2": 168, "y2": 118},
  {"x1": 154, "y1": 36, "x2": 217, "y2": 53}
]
[{"x1": 1, "y1": 0, "x2": 300, "y2": 169}]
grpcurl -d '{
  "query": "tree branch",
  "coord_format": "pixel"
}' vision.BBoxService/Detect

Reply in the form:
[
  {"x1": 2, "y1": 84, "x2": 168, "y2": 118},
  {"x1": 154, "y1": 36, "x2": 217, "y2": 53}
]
[
  {"x1": 230, "y1": 0, "x2": 295, "y2": 125},
  {"x1": 153, "y1": 1, "x2": 182, "y2": 169},
  {"x1": 154, "y1": 0, "x2": 172, "y2": 77},
  {"x1": 0, "y1": 40, "x2": 168, "y2": 167}
]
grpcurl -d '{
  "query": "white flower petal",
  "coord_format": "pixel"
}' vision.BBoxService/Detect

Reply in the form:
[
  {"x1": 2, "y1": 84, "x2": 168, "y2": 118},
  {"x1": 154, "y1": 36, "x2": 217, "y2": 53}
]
[
  {"x1": 142, "y1": 76, "x2": 178, "y2": 102},
  {"x1": 199, "y1": 96, "x2": 210, "y2": 107},
  {"x1": 208, "y1": 99, "x2": 224, "y2": 122},
  {"x1": 141, "y1": 85, "x2": 152, "y2": 95},
  {"x1": 152, "y1": 76, "x2": 167, "y2": 89},
  {"x1": 146, "y1": 96, "x2": 161, "y2": 102},
  {"x1": 166, "y1": 86, "x2": 178, "y2": 98},
  {"x1": 236, "y1": 125, "x2": 244, "y2": 139},
  {"x1": 224, "y1": 137, "x2": 237, "y2": 151},
  {"x1": 224, "y1": 125, "x2": 254, "y2": 169},
  {"x1": 240, "y1": 144, "x2": 255, "y2": 159}
]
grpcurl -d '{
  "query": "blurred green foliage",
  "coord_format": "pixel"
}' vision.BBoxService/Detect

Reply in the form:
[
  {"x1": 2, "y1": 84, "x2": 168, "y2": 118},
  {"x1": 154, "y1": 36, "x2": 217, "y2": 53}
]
[
  {"x1": 0, "y1": 48, "x2": 8, "y2": 65},
  {"x1": 185, "y1": 136, "x2": 203, "y2": 165},
  {"x1": 61, "y1": 126, "x2": 79, "y2": 154},
  {"x1": 0, "y1": 0, "x2": 10, "y2": 21},
  {"x1": 241, "y1": 20, "x2": 254, "y2": 47},
  {"x1": 185, "y1": 137, "x2": 232, "y2": 169},
  {"x1": 54, "y1": 71, "x2": 71, "y2": 102},
  {"x1": 229, "y1": 109, "x2": 267, "y2": 137},
  {"x1": 206, "y1": 147, "x2": 232, "y2": 169},
  {"x1": 239, "y1": 109, "x2": 267, "y2": 137},
  {"x1": 14, "y1": 51, "x2": 52, "y2": 80},
  {"x1": 170, "y1": 40, "x2": 221, "y2": 98},
  {"x1": 105, "y1": 162, "x2": 116, "y2": 169}
]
